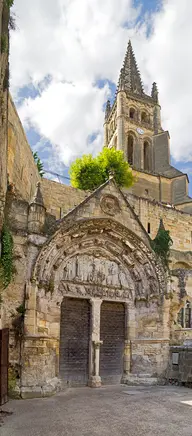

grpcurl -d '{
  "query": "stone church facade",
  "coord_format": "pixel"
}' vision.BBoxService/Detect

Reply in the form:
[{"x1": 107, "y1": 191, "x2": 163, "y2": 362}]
[{"x1": 1, "y1": 40, "x2": 192, "y2": 398}]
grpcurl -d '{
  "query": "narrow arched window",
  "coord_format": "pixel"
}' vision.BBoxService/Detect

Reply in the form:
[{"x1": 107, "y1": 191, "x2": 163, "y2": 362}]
[
  {"x1": 141, "y1": 111, "x2": 149, "y2": 123},
  {"x1": 177, "y1": 301, "x2": 192, "y2": 328},
  {"x1": 127, "y1": 135, "x2": 134, "y2": 166},
  {"x1": 129, "y1": 108, "x2": 135, "y2": 119},
  {"x1": 144, "y1": 141, "x2": 150, "y2": 171}
]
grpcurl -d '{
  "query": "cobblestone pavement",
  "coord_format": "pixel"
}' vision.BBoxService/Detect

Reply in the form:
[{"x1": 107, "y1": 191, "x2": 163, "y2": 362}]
[{"x1": 1, "y1": 385, "x2": 192, "y2": 436}]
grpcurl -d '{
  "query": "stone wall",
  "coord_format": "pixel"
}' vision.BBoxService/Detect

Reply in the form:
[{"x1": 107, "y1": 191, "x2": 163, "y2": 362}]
[
  {"x1": 21, "y1": 336, "x2": 60, "y2": 399},
  {"x1": 153, "y1": 131, "x2": 170, "y2": 172},
  {"x1": 130, "y1": 171, "x2": 161, "y2": 202},
  {"x1": 168, "y1": 345, "x2": 192, "y2": 385},
  {"x1": 0, "y1": 0, "x2": 9, "y2": 230},
  {"x1": 125, "y1": 193, "x2": 192, "y2": 251},
  {"x1": 41, "y1": 178, "x2": 87, "y2": 220},
  {"x1": 8, "y1": 96, "x2": 40, "y2": 202},
  {"x1": 131, "y1": 339, "x2": 169, "y2": 379}
]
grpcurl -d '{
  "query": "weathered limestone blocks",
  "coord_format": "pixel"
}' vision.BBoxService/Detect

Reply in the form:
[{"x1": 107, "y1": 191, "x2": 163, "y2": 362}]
[
  {"x1": 21, "y1": 336, "x2": 60, "y2": 398},
  {"x1": 168, "y1": 345, "x2": 192, "y2": 385}
]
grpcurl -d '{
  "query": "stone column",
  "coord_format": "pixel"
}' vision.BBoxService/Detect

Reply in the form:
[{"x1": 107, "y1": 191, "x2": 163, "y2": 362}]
[
  {"x1": 140, "y1": 138, "x2": 144, "y2": 170},
  {"x1": 24, "y1": 281, "x2": 37, "y2": 335},
  {"x1": 122, "y1": 302, "x2": 136, "y2": 382},
  {"x1": 88, "y1": 298, "x2": 102, "y2": 388}
]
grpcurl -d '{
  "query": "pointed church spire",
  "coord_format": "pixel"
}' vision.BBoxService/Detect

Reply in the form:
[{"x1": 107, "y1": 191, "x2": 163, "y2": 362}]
[
  {"x1": 117, "y1": 40, "x2": 144, "y2": 95},
  {"x1": 151, "y1": 82, "x2": 159, "y2": 103},
  {"x1": 30, "y1": 182, "x2": 44, "y2": 207}
]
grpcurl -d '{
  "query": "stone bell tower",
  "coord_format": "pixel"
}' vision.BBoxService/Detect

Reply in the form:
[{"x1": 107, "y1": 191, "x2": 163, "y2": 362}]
[
  {"x1": 104, "y1": 40, "x2": 162, "y2": 172},
  {"x1": 103, "y1": 40, "x2": 192, "y2": 210}
]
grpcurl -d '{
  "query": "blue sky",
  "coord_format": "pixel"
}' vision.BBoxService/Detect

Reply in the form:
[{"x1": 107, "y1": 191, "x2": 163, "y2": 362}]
[{"x1": 10, "y1": 0, "x2": 192, "y2": 195}]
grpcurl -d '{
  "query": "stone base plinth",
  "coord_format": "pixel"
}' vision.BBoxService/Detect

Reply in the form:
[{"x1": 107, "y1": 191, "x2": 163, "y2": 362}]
[
  {"x1": 20, "y1": 377, "x2": 62, "y2": 399},
  {"x1": 121, "y1": 374, "x2": 158, "y2": 386},
  {"x1": 88, "y1": 376, "x2": 102, "y2": 388}
]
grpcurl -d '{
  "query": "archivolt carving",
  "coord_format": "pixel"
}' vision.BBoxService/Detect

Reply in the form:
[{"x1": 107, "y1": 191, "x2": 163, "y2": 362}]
[
  {"x1": 34, "y1": 218, "x2": 166, "y2": 302},
  {"x1": 60, "y1": 282, "x2": 133, "y2": 301}
]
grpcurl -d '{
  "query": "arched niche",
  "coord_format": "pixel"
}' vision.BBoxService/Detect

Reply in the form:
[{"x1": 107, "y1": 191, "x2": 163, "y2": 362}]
[
  {"x1": 129, "y1": 107, "x2": 136, "y2": 120},
  {"x1": 127, "y1": 134, "x2": 134, "y2": 166},
  {"x1": 141, "y1": 111, "x2": 150, "y2": 124}
]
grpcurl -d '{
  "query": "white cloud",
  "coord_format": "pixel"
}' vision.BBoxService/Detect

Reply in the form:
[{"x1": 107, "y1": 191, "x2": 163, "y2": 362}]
[
  {"x1": 143, "y1": 0, "x2": 192, "y2": 162},
  {"x1": 10, "y1": 0, "x2": 192, "y2": 165},
  {"x1": 18, "y1": 80, "x2": 110, "y2": 165}
]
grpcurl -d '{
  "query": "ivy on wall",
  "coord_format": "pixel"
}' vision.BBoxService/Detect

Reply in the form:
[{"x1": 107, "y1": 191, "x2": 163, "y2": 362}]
[
  {"x1": 0, "y1": 223, "x2": 14, "y2": 289},
  {"x1": 151, "y1": 227, "x2": 173, "y2": 269},
  {"x1": 1, "y1": 34, "x2": 8, "y2": 53}
]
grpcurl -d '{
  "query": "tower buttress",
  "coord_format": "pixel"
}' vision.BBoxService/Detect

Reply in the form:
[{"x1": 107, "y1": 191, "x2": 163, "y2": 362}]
[
  {"x1": 117, "y1": 69, "x2": 126, "y2": 153},
  {"x1": 151, "y1": 82, "x2": 162, "y2": 134},
  {"x1": 103, "y1": 100, "x2": 111, "y2": 147}
]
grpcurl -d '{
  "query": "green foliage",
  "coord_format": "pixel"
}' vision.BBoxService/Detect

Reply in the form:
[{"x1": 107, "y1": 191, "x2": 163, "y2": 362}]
[
  {"x1": 33, "y1": 151, "x2": 45, "y2": 178},
  {"x1": 97, "y1": 147, "x2": 134, "y2": 188},
  {"x1": 5, "y1": 0, "x2": 14, "y2": 7},
  {"x1": 70, "y1": 147, "x2": 134, "y2": 191},
  {"x1": 70, "y1": 154, "x2": 104, "y2": 190},
  {"x1": 1, "y1": 34, "x2": 8, "y2": 53},
  {"x1": 151, "y1": 228, "x2": 173, "y2": 269},
  {"x1": 0, "y1": 223, "x2": 14, "y2": 289}
]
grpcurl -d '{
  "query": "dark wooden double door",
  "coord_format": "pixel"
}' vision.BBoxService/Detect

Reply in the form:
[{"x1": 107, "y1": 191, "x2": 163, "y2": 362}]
[{"x1": 59, "y1": 298, "x2": 125, "y2": 386}]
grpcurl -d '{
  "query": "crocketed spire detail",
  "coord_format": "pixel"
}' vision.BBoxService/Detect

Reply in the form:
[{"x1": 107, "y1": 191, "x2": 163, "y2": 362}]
[
  {"x1": 151, "y1": 82, "x2": 159, "y2": 103},
  {"x1": 117, "y1": 40, "x2": 144, "y2": 95},
  {"x1": 105, "y1": 100, "x2": 111, "y2": 121}
]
